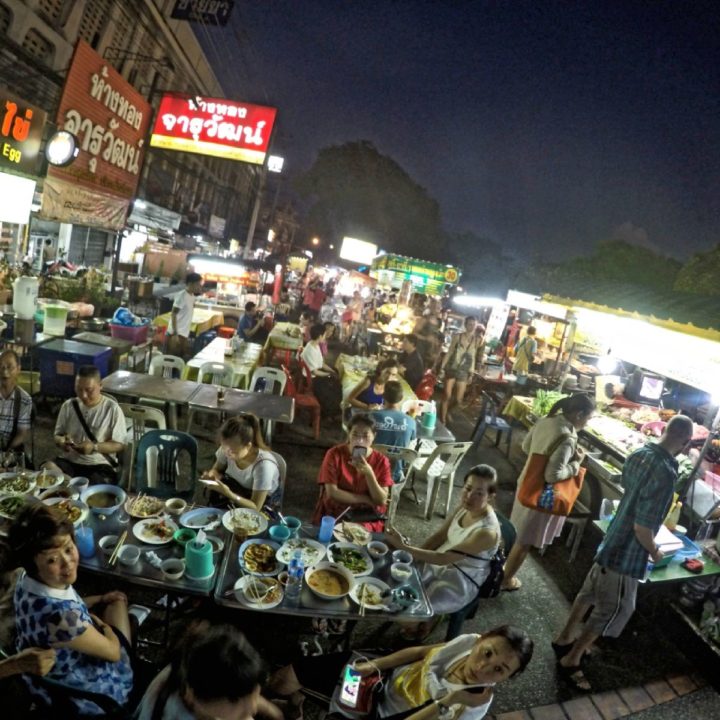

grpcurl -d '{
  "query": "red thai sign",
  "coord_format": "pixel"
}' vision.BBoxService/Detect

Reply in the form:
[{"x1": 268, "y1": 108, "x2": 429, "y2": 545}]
[
  {"x1": 150, "y1": 93, "x2": 277, "y2": 165},
  {"x1": 46, "y1": 40, "x2": 151, "y2": 205}
]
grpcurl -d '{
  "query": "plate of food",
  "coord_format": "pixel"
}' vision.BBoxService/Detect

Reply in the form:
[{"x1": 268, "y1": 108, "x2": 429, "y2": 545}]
[
  {"x1": 44, "y1": 498, "x2": 88, "y2": 527},
  {"x1": 34, "y1": 470, "x2": 64, "y2": 493},
  {"x1": 133, "y1": 517, "x2": 178, "y2": 545},
  {"x1": 0, "y1": 472, "x2": 36, "y2": 495},
  {"x1": 350, "y1": 577, "x2": 391, "y2": 611},
  {"x1": 233, "y1": 576, "x2": 284, "y2": 609},
  {"x1": 180, "y1": 507, "x2": 224, "y2": 529},
  {"x1": 125, "y1": 495, "x2": 164, "y2": 519},
  {"x1": 275, "y1": 538, "x2": 326, "y2": 567},
  {"x1": 0, "y1": 493, "x2": 29, "y2": 520},
  {"x1": 222, "y1": 508, "x2": 268, "y2": 536},
  {"x1": 333, "y1": 522, "x2": 372, "y2": 545},
  {"x1": 326, "y1": 542, "x2": 373, "y2": 577},
  {"x1": 239, "y1": 539, "x2": 281, "y2": 576}
]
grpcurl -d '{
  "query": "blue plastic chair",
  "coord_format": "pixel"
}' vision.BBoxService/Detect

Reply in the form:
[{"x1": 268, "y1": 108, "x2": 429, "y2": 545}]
[
  {"x1": 134, "y1": 429, "x2": 198, "y2": 499},
  {"x1": 470, "y1": 392, "x2": 514, "y2": 456}
]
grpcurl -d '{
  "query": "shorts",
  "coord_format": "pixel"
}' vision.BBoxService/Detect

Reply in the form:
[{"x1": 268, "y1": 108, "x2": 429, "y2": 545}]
[
  {"x1": 574, "y1": 563, "x2": 638, "y2": 638},
  {"x1": 445, "y1": 367, "x2": 471, "y2": 383},
  {"x1": 54, "y1": 458, "x2": 118, "y2": 485}
]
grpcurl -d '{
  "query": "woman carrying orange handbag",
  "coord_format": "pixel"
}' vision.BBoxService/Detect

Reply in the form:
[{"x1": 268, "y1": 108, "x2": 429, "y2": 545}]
[{"x1": 501, "y1": 394, "x2": 596, "y2": 591}]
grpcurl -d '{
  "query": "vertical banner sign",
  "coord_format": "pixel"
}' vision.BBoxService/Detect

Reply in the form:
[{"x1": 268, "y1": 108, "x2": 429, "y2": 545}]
[
  {"x1": 150, "y1": 93, "x2": 277, "y2": 165},
  {"x1": 0, "y1": 88, "x2": 47, "y2": 174},
  {"x1": 171, "y1": 0, "x2": 235, "y2": 26},
  {"x1": 41, "y1": 40, "x2": 152, "y2": 230}
]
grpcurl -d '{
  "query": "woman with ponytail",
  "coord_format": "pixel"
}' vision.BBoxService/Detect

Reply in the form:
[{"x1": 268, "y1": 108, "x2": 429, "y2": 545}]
[
  {"x1": 200, "y1": 414, "x2": 283, "y2": 512},
  {"x1": 501, "y1": 394, "x2": 595, "y2": 591}
]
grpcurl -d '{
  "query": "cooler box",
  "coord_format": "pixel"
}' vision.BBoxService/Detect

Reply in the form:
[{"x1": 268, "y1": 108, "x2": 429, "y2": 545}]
[{"x1": 38, "y1": 339, "x2": 112, "y2": 398}]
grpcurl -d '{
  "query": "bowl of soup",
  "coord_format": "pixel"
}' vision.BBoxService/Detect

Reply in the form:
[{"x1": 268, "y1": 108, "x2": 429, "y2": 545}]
[
  {"x1": 305, "y1": 561, "x2": 355, "y2": 600},
  {"x1": 80, "y1": 484, "x2": 127, "y2": 516}
]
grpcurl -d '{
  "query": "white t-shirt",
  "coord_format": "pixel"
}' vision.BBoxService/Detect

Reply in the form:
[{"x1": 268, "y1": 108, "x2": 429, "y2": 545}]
[
  {"x1": 135, "y1": 665, "x2": 195, "y2": 720},
  {"x1": 54, "y1": 396, "x2": 126, "y2": 466},
  {"x1": 301, "y1": 342, "x2": 324, "y2": 373},
  {"x1": 380, "y1": 634, "x2": 493, "y2": 720},
  {"x1": 168, "y1": 290, "x2": 195, "y2": 337},
  {"x1": 215, "y1": 447, "x2": 280, "y2": 497}
]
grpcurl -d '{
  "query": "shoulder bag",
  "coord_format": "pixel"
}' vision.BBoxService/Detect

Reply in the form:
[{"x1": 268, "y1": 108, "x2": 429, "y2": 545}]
[
  {"x1": 71, "y1": 400, "x2": 119, "y2": 468},
  {"x1": 517, "y1": 434, "x2": 586, "y2": 516}
]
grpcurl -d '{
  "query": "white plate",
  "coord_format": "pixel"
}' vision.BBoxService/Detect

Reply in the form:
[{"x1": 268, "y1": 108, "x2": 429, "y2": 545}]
[
  {"x1": 124, "y1": 495, "x2": 164, "y2": 519},
  {"x1": 239, "y1": 539, "x2": 281, "y2": 576},
  {"x1": 133, "y1": 518, "x2": 178, "y2": 545},
  {"x1": 34, "y1": 471, "x2": 65, "y2": 494},
  {"x1": 276, "y1": 538, "x2": 326, "y2": 567},
  {"x1": 0, "y1": 493, "x2": 29, "y2": 520},
  {"x1": 350, "y1": 577, "x2": 391, "y2": 611},
  {"x1": 221, "y1": 508, "x2": 268, "y2": 536},
  {"x1": 181, "y1": 507, "x2": 224, "y2": 529},
  {"x1": 326, "y1": 542, "x2": 373, "y2": 577},
  {"x1": 233, "y1": 576, "x2": 284, "y2": 609},
  {"x1": 0, "y1": 472, "x2": 36, "y2": 495},
  {"x1": 43, "y1": 498, "x2": 89, "y2": 527},
  {"x1": 333, "y1": 522, "x2": 372, "y2": 545}
]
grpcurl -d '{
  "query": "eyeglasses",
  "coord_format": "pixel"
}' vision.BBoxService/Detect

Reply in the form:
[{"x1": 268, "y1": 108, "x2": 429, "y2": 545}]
[{"x1": 349, "y1": 432, "x2": 373, "y2": 442}]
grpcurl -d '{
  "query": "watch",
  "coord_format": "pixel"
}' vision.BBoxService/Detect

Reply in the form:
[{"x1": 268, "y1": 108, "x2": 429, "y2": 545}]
[{"x1": 435, "y1": 701, "x2": 452, "y2": 719}]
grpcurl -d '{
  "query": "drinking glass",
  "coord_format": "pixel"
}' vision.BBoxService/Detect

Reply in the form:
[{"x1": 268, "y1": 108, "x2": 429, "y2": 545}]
[
  {"x1": 75, "y1": 526, "x2": 95, "y2": 559},
  {"x1": 318, "y1": 515, "x2": 336, "y2": 543}
]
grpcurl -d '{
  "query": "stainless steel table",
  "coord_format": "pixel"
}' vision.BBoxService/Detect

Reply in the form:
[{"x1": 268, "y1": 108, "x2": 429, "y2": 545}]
[
  {"x1": 416, "y1": 419, "x2": 455, "y2": 443},
  {"x1": 101, "y1": 370, "x2": 203, "y2": 428},
  {"x1": 214, "y1": 533, "x2": 433, "y2": 621},
  {"x1": 188, "y1": 386, "x2": 294, "y2": 442}
]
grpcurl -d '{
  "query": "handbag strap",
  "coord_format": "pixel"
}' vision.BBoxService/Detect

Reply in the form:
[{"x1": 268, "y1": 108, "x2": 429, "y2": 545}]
[
  {"x1": 2, "y1": 388, "x2": 21, "y2": 452},
  {"x1": 71, "y1": 399, "x2": 118, "y2": 468}
]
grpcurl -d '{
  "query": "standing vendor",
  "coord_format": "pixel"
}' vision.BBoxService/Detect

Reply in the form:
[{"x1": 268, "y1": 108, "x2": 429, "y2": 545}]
[
  {"x1": 512, "y1": 326, "x2": 537, "y2": 385},
  {"x1": 166, "y1": 273, "x2": 203, "y2": 359}
]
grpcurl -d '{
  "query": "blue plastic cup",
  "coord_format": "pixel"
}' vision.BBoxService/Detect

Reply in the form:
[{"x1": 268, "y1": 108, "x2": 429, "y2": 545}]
[
  {"x1": 318, "y1": 515, "x2": 336, "y2": 544},
  {"x1": 75, "y1": 526, "x2": 95, "y2": 559}
]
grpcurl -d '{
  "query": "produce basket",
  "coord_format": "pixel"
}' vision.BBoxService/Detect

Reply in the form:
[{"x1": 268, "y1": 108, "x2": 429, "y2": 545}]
[{"x1": 586, "y1": 453, "x2": 622, "y2": 483}]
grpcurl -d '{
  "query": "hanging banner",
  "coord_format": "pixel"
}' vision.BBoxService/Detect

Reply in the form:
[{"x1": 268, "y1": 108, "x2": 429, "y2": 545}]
[
  {"x1": 208, "y1": 214, "x2": 226, "y2": 238},
  {"x1": 127, "y1": 200, "x2": 181, "y2": 232},
  {"x1": 41, "y1": 40, "x2": 151, "y2": 228},
  {"x1": 150, "y1": 93, "x2": 277, "y2": 165},
  {"x1": 41, "y1": 176, "x2": 129, "y2": 230},
  {"x1": 170, "y1": 0, "x2": 235, "y2": 26},
  {"x1": 0, "y1": 87, "x2": 47, "y2": 175}
]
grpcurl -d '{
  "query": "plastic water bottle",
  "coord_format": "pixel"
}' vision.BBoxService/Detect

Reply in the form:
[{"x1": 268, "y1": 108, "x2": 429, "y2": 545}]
[
  {"x1": 285, "y1": 550, "x2": 304, "y2": 606},
  {"x1": 538, "y1": 484, "x2": 554, "y2": 510}
]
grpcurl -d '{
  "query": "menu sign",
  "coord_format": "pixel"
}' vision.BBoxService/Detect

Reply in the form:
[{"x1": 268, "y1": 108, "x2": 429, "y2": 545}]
[
  {"x1": 150, "y1": 93, "x2": 277, "y2": 165},
  {"x1": 372, "y1": 254, "x2": 461, "y2": 286},
  {"x1": 42, "y1": 40, "x2": 151, "y2": 229},
  {"x1": 0, "y1": 88, "x2": 46, "y2": 174}
]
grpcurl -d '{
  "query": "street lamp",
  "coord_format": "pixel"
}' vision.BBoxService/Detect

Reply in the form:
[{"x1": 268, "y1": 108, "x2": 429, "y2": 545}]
[{"x1": 312, "y1": 237, "x2": 320, "y2": 246}]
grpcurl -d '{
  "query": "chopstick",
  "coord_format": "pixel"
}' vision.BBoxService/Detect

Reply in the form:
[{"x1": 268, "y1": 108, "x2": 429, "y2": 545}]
[
  {"x1": 359, "y1": 584, "x2": 366, "y2": 617},
  {"x1": 131, "y1": 492, "x2": 144, "y2": 515},
  {"x1": 335, "y1": 506, "x2": 351, "y2": 523},
  {"x1": 108, "y1": 530, "x2": 127, "y2": 567}
]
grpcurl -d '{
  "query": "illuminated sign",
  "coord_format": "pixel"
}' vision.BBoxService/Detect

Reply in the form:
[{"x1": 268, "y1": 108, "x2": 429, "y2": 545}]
[
  {"x1": 0, "y1": 88, "x2": 46, "y2": 174},
  {"x1": 150, "y1": 93, "x2": 277, "y2": 165},
  {"x1": 42, "y1": 40, "x2": 151, "y2": 229},
  {"x1": 0, "y1": 171, "x2": 35, "y2": 224},
  {"x1": 371, "y1": 253, "x2": 461, "y2": 289},
  {"x1": 340, "y1": 236, "x2": 378, "y2": 264}
]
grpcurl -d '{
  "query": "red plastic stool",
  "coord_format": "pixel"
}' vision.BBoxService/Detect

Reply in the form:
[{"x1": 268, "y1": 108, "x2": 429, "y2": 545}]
[{"x1": 217, "y1": 326, "x2": 235, "y2": 339}]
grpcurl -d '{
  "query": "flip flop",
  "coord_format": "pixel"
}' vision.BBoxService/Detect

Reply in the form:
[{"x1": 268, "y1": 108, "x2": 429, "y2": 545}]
[
  {"x1": 551, "y1": 641, "x2": 573, "y2": 660},
  {"x1": 501, "y1": 577, "x2": 522, "y2": 592},
  {"x1": 557, "y1": 662, "x2": 592, "y2": 692}
]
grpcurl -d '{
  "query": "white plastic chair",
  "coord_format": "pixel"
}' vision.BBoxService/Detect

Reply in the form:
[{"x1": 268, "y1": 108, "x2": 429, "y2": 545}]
[
  {"x1": 372, "y1": 444, "x2": 419, "y2": 523},
  {"x1": 250, "y1": 366, "x2": 287, "y2": 395},
  {"x1": 271, "y1": 451, "x2": 288, "y2": 510},
  {"x1": 187, "y1": 362, "x2": 235, "y2": 434},
  {"x1": 149, "y1": 354, "x2": 186, "y2": 379},
  {"x1": 120, "y1": 403, "x2": 167, "y2": 491},
  {"x1": 407, "y1": 441, "x2": 473, "y2": 519}
]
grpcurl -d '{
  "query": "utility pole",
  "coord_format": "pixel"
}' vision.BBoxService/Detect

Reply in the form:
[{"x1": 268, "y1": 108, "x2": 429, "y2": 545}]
[{"x1": 243, "y1": 164, "x2": 267, "y2": 259}]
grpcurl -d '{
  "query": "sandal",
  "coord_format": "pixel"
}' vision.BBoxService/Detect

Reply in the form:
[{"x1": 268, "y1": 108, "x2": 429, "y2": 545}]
[
  {"x1": 557, "y1": 662, "x2": 592, "y2": 692},
  {"x1": 501, "y1": 577, "x2": 522, "y2": 592},
  {"x1": 551, "y1": 641, "x2": 573, "y2": 660}
]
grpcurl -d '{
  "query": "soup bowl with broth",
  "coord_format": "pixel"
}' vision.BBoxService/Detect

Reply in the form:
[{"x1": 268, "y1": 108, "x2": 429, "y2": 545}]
[
  {"x1": 305, "y1": 561, "x2": 355, "y2": 600},
  {"x1": 81, "y1": 484, "x2": 127, "y2": 516}
]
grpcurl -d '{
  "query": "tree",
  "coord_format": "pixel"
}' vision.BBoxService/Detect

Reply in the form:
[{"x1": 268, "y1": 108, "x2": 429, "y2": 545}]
[
  {"x1": 444, "y1": 231, "x2": 517, "y2": 295},
  {"x1": 674, "y1": 244, "x2": 720, "y2": 296},
  {"x1": 295, "y1": 141, "x2": 445, "y2": 258}
]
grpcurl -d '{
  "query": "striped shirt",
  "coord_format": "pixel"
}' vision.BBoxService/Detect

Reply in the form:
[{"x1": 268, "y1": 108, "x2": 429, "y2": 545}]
[
  {"x1": 0, "y1": 386, "x2": 32, "y2": 450},
  {"x1": 595, "y1": 442, "x2": 678, "y2": 579}
]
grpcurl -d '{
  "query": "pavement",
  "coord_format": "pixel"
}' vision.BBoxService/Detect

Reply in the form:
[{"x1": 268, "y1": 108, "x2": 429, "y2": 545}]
[{"x1": 22, "y1": 347, "x2": 720, "y2": 719}]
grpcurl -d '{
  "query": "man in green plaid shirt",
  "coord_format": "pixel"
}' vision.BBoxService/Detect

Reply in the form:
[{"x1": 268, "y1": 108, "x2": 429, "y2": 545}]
[{"x1": 552, "y1": 415, "x2": 694, "y2": 690}]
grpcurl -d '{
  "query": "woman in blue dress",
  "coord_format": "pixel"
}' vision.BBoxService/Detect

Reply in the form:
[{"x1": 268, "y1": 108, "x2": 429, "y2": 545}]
[
  {"x1": 4, "y1": 503, "x2": 133, "y2": 715},
  {"x1": 348, "y1": 358, "x2": 401, "y2": 411}
]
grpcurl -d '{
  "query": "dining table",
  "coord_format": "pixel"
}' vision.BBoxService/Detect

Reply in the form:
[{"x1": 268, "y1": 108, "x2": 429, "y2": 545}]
[
  {"x1": 184, "y1": 337, "x2": 263, "y2": 389},
  {"x1": 214, "y1": 530, "x2": 434, "y2": 621},
  {"x1": 264, "y1": 322, "x2": 304, "y2": 366},
  {"x1": 336, "y1": 353, "x2": 417, "y2": 405},
  {"x1": 153, "y1": 307, "x2": 224, "y2": 336}
]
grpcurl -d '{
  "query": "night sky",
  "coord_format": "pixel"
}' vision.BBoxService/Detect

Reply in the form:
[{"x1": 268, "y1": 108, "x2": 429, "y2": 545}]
[{"x1": 197, "y1": 1, "x2": 719, "y2": 261}]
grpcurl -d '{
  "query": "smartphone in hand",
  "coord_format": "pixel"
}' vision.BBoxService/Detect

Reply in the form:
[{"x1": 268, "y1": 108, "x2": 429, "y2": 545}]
[
  {"x1": 352, "y1": 446, "x2": 368, "y2": 461},
  {"x1": 199, "y1": 477, "x2": 219, "y2": 487}
]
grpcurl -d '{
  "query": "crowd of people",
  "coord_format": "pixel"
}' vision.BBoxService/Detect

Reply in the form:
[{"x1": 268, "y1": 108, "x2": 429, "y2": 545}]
[{"x1": 0, "y1": 271, "x2": 700, "y2": 716}]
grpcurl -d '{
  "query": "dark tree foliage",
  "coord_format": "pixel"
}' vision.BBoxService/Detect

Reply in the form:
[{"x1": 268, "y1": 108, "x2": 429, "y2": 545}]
[
  {"x1": 295, "y1": 140, "x2": 445, "y2": 259},
  {"x1": 674, "y1": 244, "x2": 720, "y2": 296},
  {"x1": 444, "y1": 231, "x2": 517, "y2": 295}
]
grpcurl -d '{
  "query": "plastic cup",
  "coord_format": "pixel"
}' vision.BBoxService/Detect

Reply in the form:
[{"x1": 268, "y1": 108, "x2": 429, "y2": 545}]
[
  {"x1": 284, "y1": 516, "x2": 302, "y2": 539},
  {"x1": 75, "y1": 526, "x2": 95, "y2": 559},
  {"x1": 269, "y1": 524, "x2": 291, "y2": 543},
  {"x1": 318, "y1": 515, "x2": 336, "y2": 544}
]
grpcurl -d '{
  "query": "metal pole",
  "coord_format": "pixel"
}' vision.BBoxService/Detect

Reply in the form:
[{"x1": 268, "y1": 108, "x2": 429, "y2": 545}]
[{"x1": 243, "y1": 165, "x2": 267, "y2": 259}]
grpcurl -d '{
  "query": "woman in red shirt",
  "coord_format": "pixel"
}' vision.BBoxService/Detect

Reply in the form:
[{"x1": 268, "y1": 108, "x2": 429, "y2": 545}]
[{"x1": 312, "y1": 414, "x2": 392, "y2": 532}]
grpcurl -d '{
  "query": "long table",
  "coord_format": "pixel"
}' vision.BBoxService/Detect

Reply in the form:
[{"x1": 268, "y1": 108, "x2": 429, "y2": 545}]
[
  {"x1": 336, "y1": 353, "x2": 417, "y2": 405},
  {"x1": 184, "y1": 337, "x2": 263, "y2": 389},
  {"x1": 154, "y1": 307, "x2": 224, "y2": 336},
  {"x1": 214, "y1": 531, "x2": 433, "y2": 621}
]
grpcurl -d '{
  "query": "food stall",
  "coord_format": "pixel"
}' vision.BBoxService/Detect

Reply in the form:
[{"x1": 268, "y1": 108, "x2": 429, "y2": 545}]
[{"x1": 370, "y1": 253, "x2": 460, "y2": 295}]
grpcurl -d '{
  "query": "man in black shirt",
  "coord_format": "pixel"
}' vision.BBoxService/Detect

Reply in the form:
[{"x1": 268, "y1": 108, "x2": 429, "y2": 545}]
[{"x1": 398, "y1": 333, "x2": 424, "y2": 390}]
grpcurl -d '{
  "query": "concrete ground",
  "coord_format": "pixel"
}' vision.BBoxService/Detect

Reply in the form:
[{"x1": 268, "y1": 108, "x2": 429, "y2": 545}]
[{"x1": 21, "y1": 348, "x2": 720, "y2": 719}]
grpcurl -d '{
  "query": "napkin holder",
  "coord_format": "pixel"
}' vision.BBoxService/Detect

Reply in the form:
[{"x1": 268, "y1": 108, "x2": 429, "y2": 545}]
[{"x1": 185, "y1": 536, "x2": 214, "y2": 580}]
